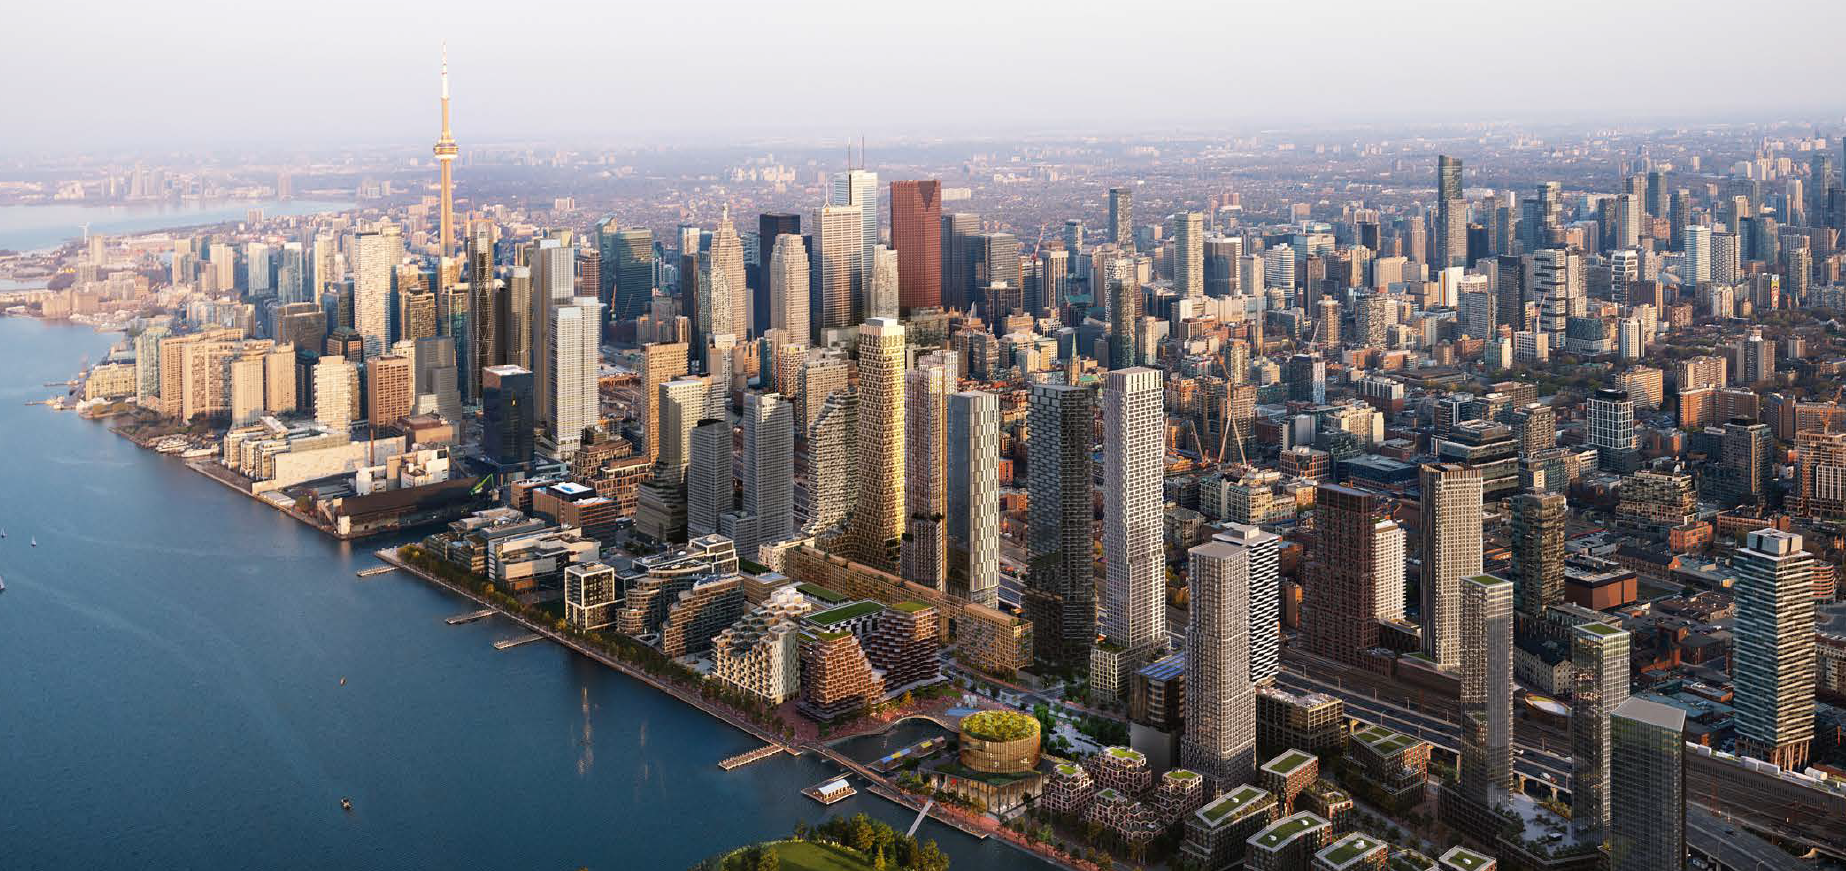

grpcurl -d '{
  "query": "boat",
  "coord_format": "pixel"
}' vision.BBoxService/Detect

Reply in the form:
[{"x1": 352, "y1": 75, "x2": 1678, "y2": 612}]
[
  {"x1": 30, "y1": 537, "x2": 37, "y2": 547},
  {"x1": 340, "y1": 797, "x2": 353, "y2": 812},
  {"x1": 1, "y1": 575, "x2": 6, "y2": 593},
  {"x1": 2, "y1": 527, "x2": 8, "y2": 538},
  {"x1": 339, "y1": 677, "x2": 346, "y2": 686}
]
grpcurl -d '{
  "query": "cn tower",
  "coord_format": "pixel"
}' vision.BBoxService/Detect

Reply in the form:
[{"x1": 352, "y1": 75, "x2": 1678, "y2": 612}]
[{"x1": 433, "y1": 44, "x2": 458, "y2": 262}]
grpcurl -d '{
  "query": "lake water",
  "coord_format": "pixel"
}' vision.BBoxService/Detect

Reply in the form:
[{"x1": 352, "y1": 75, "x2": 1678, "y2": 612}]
[
  {"x1": 0, "y1": 317, "x2": 1051, "y2": 871},
  {"x1": 0, "y1": 199, "x2": 355, "y2": 253}
]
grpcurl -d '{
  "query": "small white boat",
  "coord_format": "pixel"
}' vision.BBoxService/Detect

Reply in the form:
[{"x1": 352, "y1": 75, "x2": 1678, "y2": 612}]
[{"x1": 30, "y1": 537, "x2": 37, "y2": 547}]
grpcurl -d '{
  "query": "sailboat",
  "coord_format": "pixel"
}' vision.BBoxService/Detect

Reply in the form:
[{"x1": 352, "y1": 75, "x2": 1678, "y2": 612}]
[{"x1": 30, "y1": 536, "x2": 37, "y2": 547}]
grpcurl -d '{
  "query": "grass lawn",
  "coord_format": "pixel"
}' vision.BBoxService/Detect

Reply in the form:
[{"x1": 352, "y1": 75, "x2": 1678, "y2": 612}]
[{"x1": 770, "y1": 840, "x2": 874, "y2": 871}]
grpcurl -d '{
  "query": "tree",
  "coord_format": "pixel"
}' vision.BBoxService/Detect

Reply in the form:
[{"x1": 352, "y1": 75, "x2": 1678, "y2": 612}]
[{"x1": 755, "y1": 849, "x2": 779, "y2": 871}]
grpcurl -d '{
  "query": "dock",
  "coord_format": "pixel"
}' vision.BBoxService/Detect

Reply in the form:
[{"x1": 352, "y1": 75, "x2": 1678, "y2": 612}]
[
  {"x1": 802, "y1": 776, "x2": 857, "y2": 806},
  {"x1": 445, "y1": 609, "x2": 495, "y2": 625},
  {"x1": 355, "y1": 565, "x2": 397, "y2": 578},
  {"x1": 492, "y1": 633, "x2": 543, "y2": 650},
  {"x1": 719, "y1": 743, "x2": 789, "y2": 770}
]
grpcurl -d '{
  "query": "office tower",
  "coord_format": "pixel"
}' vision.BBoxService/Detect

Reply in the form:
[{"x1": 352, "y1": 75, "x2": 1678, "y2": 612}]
[
  {"x1": 869, "y1": 245, "x2": 899, "y2": 320},
  {"x1": 657, "y1": 377, "x2": 709, "y2": 483},
  {"x1": 313, "y1": 356, "x2": 359, "y2": 432},
  {"x1": 946, "y1": 390, "x2": 999, "y2": 608},
  {"x1": 1570, "y1": 623, "x2": 1631, "y2": 837},
  {"x1": 1436, "y1": 155, "x2": 1466, "y2": 269},
  {"x1": 1733, "y1": 529, "x2": 1816, "y2": 770},
  {"x1": 704, "y1": 333, "x2": 736, "y2": 419},
  {"x1": 687, "y1": 418, "x2": 732, "y2": 539},
  {"x1": 1174, "y1": 211, "x2": 1205, "y2": 297},
  {"x1": 1182, "y1": 531, "x2": 1263, "y2": 788},
  {"x1": 576, "y1": 245, "x2": 601, "y2": 313},
  {"x1": 708, "y1": 209, "x2": 749, "y2": 339},
  {"x1": 1203, "y1": 236, "x2": 1239, "y2": 298},
  {"x1": 460, "y1": 226, "x2": 496, "y2": 402},
  {"x1": 528, "y1": 238, "x2": 574, "y2": 425},
  {"x1": 1522, "y1": 181, "x2": 1561, "y2": 252},
  {"x1": 432, "y1": 46, "x2": 458, "y2": 261},
  {"x1": 1109, "y1": 187, "x2": 1133, "y2": 246},
  {"x1": 1420, "y1": 464, "x2": 1484, "y2": 671},
  {"x1": 480, "y1": 365, "x2": 534, "y2": 466},
  {"x1": 1645, "y1": 170, "x2": 1668, "y2": 219},
  {"x1": 803, "y1": 389, "x2": 857, "y2": 533},
  {"x1": 767, "y1": 234, "x2": 810, "y2": 346},
  {"x1": 1095, "y1": 367, "x2": 1165, "y2": 691},
  {"x1": 1457, "y1": 574, "x2": 1513, "y2": 801},
  {"x1": 1608, "y1": 698, "x2": 1687, "y2": 871},
  {"x1": 603, "y1": 224, "x2": 654, "y2": 324},
  {"x1": 890, "y1": 180, "x2": 942, "y2": 312},
  {"x1": 742, "y1": 391, "x2": 795, "y2": 552},
  {"x1": 814, "y1": 204, "x2": 863, "y2": 332},
  {"x1": 1681, "y1": 224, "x2": 1711, "y2": 284},
  {"x1": 277, "y1": 242, "x2": 306, "y2": 304},
  {"x1": 547, "y1": 299, "x2": 601, "y2": 458},
  {"x1": 939, "y1": 212, "x2": 979, "y2": 311},
  {"x1": 366, "y1": 354, "x2": 414, "y2": 426},
  {"x1": 846, "y1": 318, "x2": 905, "y2": 571},
  {"x1": 1062, "y1": 219, "x2": 1085, "y2": 258},
  {"x1": 412, "y1": 336, "x2": 462, "y2": 424},
  {"x1": 353, "y1": 227, "x2": 400, "y2": 358},
  {"x1": 1284, "y1": 353, "x2": 1325, "y2": 404},
  {"x1": 1306, "y1": 484, "x2": 1406, "y2": 663},
  {"x1": 501, "y1": 266, "x2": 528, "y2": 368},
  {"x1": 1107, "y1": 278, "x2": 1138, "y2": 370},
  {"x1": 1037, "y1": 247, "x2": 1069, "y2": 313},
  {"x1": 1025, "y1": 382, "x2": 1094, "y2": 668},
  {"x1": 902, "y1": 355, "x2": 952, "y2": 590},
  {"x1": 973, "y1": 231, "x2": 1021, "y2": 311},
  {"x1": 1718, "y1": 419, "x2": 1773, "y2": 507},
  {"x1": 756, "y1": 212, "x2": 800, "y2": 335},
  {"x1": 640, "y1": 342, "x2": 688, "y2": 463},
  {"x1": 1263, "y1": 244, "x2": 1296, "y2": 296},
  {"x1": 830, "y1": 169, "x2": 879, "y2": 319},
  {"x1": 1509, "y1": 492, "x2": 1565, "y2": 619}
]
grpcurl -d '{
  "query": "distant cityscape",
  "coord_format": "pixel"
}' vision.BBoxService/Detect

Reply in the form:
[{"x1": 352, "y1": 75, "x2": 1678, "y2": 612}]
[{"x1": 8, "y1": 45, "x2": 1846, "y2": 871}]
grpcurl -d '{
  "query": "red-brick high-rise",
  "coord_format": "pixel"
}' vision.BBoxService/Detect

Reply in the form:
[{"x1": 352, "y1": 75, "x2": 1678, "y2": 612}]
[{"x1": 890, "y1": 180, "x2": 942, "y2": 312}]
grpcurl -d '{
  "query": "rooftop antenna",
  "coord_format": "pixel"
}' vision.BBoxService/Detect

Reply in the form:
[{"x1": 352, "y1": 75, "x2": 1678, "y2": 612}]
[{"x1": 860, "y1": 134, "x2": 866, "y2": 170}]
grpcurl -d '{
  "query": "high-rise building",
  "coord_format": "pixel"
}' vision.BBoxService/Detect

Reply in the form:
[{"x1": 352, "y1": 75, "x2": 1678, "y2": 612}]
[
  {"x1": 602, "y1": 224, "x2": 654, "y2": 324},
  {"x1": 1509, "y1": 492, "x2": 1566, "y2": 618},
  {"x1": 352, "y1": 227, "x2": 400, "y2": 358},
  {"x1": 742, "y1": 391, "x2": 795, "y2": 555},
  {"x1": 687, "y1": 418, "x2": 732, "y2": 539},
  {"x1": 869, "y1": 245, "x2": 899, "y2": 320},
  {"x1": 1182, "y1": 528, "x2": 1270, "y2": 788},
  {"x1": 890, "y1": 180, "x2": 942, "y2": 312},
  {"x1": 1420, "y1": 464, "x2": 1483, "y2": 670},
  {"x1": 1733, "y1": 529, "x2": 1816, "y2": 770},
  {"x1": 432, "y1": 46, "x2": 458, "y2": 262},
  {"x1": 480, "y1": 364, "x2": 534, "y2": 467},
  {"x1": 313, "y1": 355, "x2": 359, "y2": 432},
  {"x1": 845, "y1": 318, "x2": 905, "y2": 571},
  {"x1": 1457, "y1": 574, "x2": 1514, "y2": 802},
  {"x1": 529, "y1": 238, "x2": 574, "y2": 425},
  {"x1": 1436, "y1": 156, "x2": 1467, "y2": 269},
  {"x1": 1608, "y1": 697, "x2": 1687, "y2": 871},
  {"x1": 546, "y1": 299, "x2": 602, "y2": 459},
  {"x1": 1174, "y1": 211, "x2": 1205, "y2": 297},
  {"x1": 1037, "y1": 247, "x2": 1069, "y2": 313},
  {"x1": 1588, "y1": 388, "x2": 1636, "y2": 468},
  {"x1": 814, "y1": 204, "x2": 863, "y2": 332},
  {"x1": 366, "y1": 354, "x2": 414, "y2": 426},
  {"x1": 707, "y1": 209, "x2": 749, "y2": 340},
  {"x1": 1570, "y1": 623, "x2": 1631, "y2": 837},
  {"x1": 767, "y1": 234, "x2": 810, "y2": 347},
  {"x1": 947, "y1": 390, "x2": 999, "y2": 608},
  {"x1": 902, "y1": 355, "x2": 953, "y2": 590},
  {"x1": 1227, "y1": 523, "x2": 1281, "y2": 684},
  {"x1": 830, "y1": 169, "x2": 879, "y2": 320},
  {"x1": 939, "y1": 212, "x2": 979, "y2": 311},
  {"x1": 803, "y1": 389, "x2": 857, "y2": 533},
  {"x1": 1109, "y1": 187, "x2": 1134, "y2": 247},
  {"x1": 639, "y1": 342, "x2": 688, "y2": 464},
  {"x1": 1025, "y1": 382, "x2": 1095, "y2": 669},
  {"x1": 1682, "y1": 224, "x2": 1712, "y2": 284},
  {"x1": 1306, "y1": 484, "x2": 1404, "y2": 662},
  {"x1": 1094, "y1": 367, "x2": 1165, "y2": 696}
]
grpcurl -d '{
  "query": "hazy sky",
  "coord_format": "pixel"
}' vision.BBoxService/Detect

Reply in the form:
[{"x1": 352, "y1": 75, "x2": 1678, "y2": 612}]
[{"x1": 8, "y1": 0, "x2": 1846, "y2": 151}]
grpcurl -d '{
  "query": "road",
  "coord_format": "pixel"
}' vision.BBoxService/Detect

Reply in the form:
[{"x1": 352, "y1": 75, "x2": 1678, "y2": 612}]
[{"x1": 1686, "y1": 804, "x2": 1808, "y2": 871}]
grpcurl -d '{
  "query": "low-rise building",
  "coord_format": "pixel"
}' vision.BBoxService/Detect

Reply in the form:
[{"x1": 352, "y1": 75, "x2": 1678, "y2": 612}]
[
  {"x1": 1313, "y1": 832, "x2": 1388, "y2": 871},
  {"x1": 1247, "y1": 811, "x2": 1333, "y2": 871},
  {"x1": 1348, "y1": 724, "x2": 1430, "y2": 806},
  {"x1": 1181, "y1": 784, "x2": 1279, "y2": 871},
  {"x1": 709, "y1": 585, "x2": 812, "y2": 706},
  {"x1": 1260, "y1": 749, "x2": 1320, "y2": 813}
]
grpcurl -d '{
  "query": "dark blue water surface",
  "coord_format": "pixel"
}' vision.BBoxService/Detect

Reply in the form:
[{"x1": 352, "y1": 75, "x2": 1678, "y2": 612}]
[{"x1": 0, "y1": 318, "x2": 1050, "y2": 870}]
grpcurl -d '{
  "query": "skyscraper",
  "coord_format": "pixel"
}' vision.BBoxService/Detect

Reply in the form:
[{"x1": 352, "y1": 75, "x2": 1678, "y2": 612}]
[
  {"x1": 313, "y1": 355, "x2": 359, "y2": 432},
  {"x1": 830, "y1": 169, "x2": 878, "y2": 320},
  {"x1": 1588, "y1": 388, "x2": 1637, "y2": 469},
  {"x1": 1608, "y1": 697, "x2": 1687, "y2": 871},
  {"x1": 902, "y1": 354, "x2": 953, "y2": 590},
  {"x1": 869, "y1": 245, "x2": 899, "y2": 320},
  {"x1": 480, "y1": 364, "x2": 534, "y2": 467},
  {"x1": 1682, "y1": 224, "x2": 1712, "y2": 284},
  {"x1": 803, "y1": 389, "x2": 857, "y2": 533},
  {"x1": 640, "y1": 342, "x2": 688, "y2": 464},
  {"x1": 767, "y1": 234, "x2": 810, "y2": 347},
  {"x1": 1093, "y1": 367, "x2": 1165, "y2": 699},
  {"x1": 1420, "y1": 463, "x2": 1484, "y2": 670},
  {"x1": 1174, "y1": 211, "x2": 1204, "y2": 297},
  {"x1": 946, "y1": 390, "x2": 999, "y2": 608},
  {"x1": 742, "y1": 391, "x2": 795, "y2": 553},
  {"x1": 890, "y1": 180, "x2": 942, "y2": 312},
  {"x1": 1457, "y1": 574, "x2": 1513, "y2": 802},
  {"x1": 1182, "y1": 530, "x2": 1264, "y2": 788},
  {"x1": 352, "y1": 227, "x2": 400, "y2": 358},
  {"x1": 1109, "y1": 187, "x2": 1133, "y2": 247},
  {"x1": 687, "y1": 418, "x2": 732, "y2": 539},
  {"x1": 1025, "y1": 382, "x2": 1094, "y2": 669},
  {"x1": 814, "y1": 204, "x2": 863, "y2": 333},
  {"x1": 1509, "y1": 492, "x2": 1566, "y2": 619},
  {"x1": 756, "y1": 213, "x2": 800, "y2": 335},
  {"x1": 529, "y1": 238, "x2": 574, "y2": 426},
  {"x1": 432, "y1": 45, "x2": 458, "y2": 262},
  {"x1": 846, "y1": 318, "x2": 905, "y2": 571},
  {"x1": 939, "y1": 212, "x2": 979, "y2": 311},
  {"x1": 601, "y1": 224, "x2": 654, "y2": 324},
  {"x1": 1733, "y1": 528, "x2": 1817, "y2": 770},
  {"x1": 1570, "y1": 623, "x2": 1631, "y2": 837},
  {"x1": 1436, "y1": 155, "x2": 1467, "y2": 269},
  {"x1": 1306, "y1": 484, "x2": 1405, "y2": 662},
  {"x1": 545, "y1": 299, "x2": 601, "y2": 459},
  {"x1": 708, "y1": 209, "x2": 749, "y2": 340}
]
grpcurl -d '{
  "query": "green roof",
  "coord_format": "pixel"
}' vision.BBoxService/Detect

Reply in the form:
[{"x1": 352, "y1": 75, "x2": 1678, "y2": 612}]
[
  {"x1": 1440, "y1": 846, "x2": 1493, "y2": 871},
  {"x1": 891, "y1": 600, "x2": 932, "y2": 613},
  {"x1": 1263, "y1": 750, "x2": 1315, "y2": 775},
  {"x1": 1354, "y1": 725, "x2": 1420, "y2": 754},
  {"x1": 960, "y1": 709, "x2": 1039, "y2": 742},
  {"x1": 1166, "y1": 769, "x2": 1202, "y2": 781},
  {"x1": 797, "y1": 583, "x2": 848, "y2": 603},
  {"x1": 1251, "y1": 813, "x2": 1327, "y2": 850},
  {"x1": 1320, "y1": 834, "x2": 1384, "y2": 868},
  {"x1": 1104, "y1": 746, "x2": 1145, "y2": 762},
  {"x1": 1056, "y1": 763, "x2": 1083, "y2": 777},
  {"x1": 1576, "y1": 622, "x2": 1625, "y2": 637},
  {"x1": 808, "y1": 600, "x2": 884, "y2": 626},
  {"x1": 1198, "y1": 786, "x2": 1272, "y2": 824}
]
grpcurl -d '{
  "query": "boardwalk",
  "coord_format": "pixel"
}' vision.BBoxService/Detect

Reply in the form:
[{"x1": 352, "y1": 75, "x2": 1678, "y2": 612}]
[{"x1": 718, "y1": 743, "x2": 788, "y2": 770}]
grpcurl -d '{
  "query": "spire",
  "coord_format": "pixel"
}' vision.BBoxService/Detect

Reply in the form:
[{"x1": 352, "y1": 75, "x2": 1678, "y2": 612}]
[{"x1": 441, "y1": 42, "x2": 449, "y2": 100}]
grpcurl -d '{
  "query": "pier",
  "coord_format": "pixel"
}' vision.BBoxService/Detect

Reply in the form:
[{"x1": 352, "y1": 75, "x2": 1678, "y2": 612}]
[
  {"x1": 906, "y1": 798, "x2": 934, "y2": 837},
  {"x1": 492, "y1": 633, "x2": 543, "y2": 650},
  {"x1": 718, "y1": 743, "x2": 790, "y2": 770},
  {"x1": 445, "y1": 609, "x2": 495, "y2": 625},
  {"x1": 355, "y1": 565, "x2": 398, "y2": 578},
  {"x1": 801, "y1": 775, "x2": 856, "y2": 806}
]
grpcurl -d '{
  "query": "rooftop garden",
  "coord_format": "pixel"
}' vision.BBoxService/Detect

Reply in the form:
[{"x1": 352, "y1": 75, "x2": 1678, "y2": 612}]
[
  {"x1": 1265, "y1": 750, "x2": 1315, "y2": 774},
  {"x1": 960, "y1": 709, "x2": 1038, "y2": 742},
  {"x1": 798, "y1": 583, "x2": 849, "y2": 603},
  {"x1": 1254, "y1": 813, "x2": 1324, "y2": 848},
  {"x1": 809, "y1": 600, "x2": 884, "y2": 626},
  {"x1": 891, "y1": 601, "x2": 932, "y2": 613},
  {"x1": 1321, "y1": 834, "x2": 1382, "y2": 867},
  {"x1": 1199, "y1": 786, "x2": 1271, "y2": 824}
]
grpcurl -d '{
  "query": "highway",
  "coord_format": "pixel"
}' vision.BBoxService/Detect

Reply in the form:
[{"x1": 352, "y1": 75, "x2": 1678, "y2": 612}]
[{"x1": 1686, "y1": 804, "x2": 1808, "y2": 871}]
